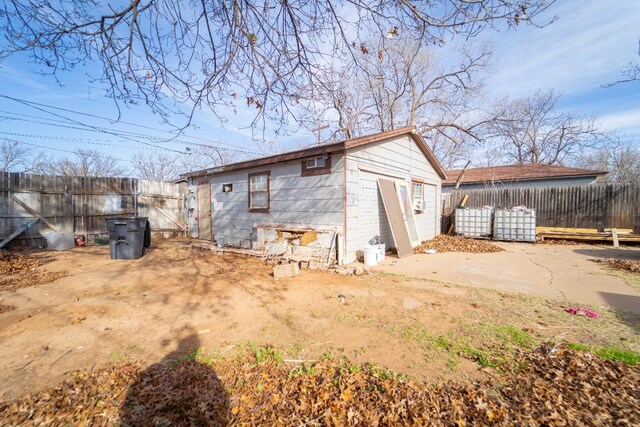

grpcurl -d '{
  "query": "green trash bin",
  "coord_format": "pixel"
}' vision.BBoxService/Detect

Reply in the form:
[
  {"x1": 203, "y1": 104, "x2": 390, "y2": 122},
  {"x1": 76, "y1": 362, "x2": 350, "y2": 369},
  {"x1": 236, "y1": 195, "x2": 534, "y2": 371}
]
[{"x1": 105, "y1": 217, "x2": 150, "y2": 260}]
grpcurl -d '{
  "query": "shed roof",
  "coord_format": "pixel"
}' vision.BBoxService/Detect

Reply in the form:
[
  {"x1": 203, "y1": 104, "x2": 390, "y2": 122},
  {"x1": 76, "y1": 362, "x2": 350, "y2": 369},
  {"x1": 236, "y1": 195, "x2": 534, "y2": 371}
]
[
  {"x1": 443, "y1": 164, "x2": 607, "y2": 186},
  {"x1": 181, "y1": 127, "x2": 447, "y2": 179}
]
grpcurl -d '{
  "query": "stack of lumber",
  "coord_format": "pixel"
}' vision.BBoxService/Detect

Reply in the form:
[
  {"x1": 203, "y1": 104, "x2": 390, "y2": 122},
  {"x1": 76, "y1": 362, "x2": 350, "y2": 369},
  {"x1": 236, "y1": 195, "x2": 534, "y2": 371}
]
[{"x1": 536, "y1": 227, "x2": 640, "y2": 243}]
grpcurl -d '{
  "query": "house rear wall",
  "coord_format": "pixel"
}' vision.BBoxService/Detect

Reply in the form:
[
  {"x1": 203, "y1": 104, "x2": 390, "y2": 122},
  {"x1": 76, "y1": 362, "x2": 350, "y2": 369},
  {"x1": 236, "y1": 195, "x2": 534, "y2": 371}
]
[
  {"x1": 202, "y1": 154, "x2": 345, "y2": 249},
  {"x1": 344, "y1": 134, "x2": 442, "y2": 263}
]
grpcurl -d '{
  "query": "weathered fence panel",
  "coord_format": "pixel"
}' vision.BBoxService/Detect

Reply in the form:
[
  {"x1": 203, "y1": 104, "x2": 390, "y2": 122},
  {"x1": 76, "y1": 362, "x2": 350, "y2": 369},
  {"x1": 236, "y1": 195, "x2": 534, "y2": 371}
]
[
  {"x1": 442, "y1": 184, "x2": 640, "y2": 233},
  {"x1": 0, "y1": 172, "x2": 186, "y2": 248},
  {"x1": 137, "y1": 179, "x2": 186, "y2": 238}
]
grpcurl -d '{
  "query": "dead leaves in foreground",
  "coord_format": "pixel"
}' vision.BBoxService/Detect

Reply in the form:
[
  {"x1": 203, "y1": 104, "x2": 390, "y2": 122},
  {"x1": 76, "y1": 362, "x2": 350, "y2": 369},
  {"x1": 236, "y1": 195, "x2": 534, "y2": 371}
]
[
  {"x1": 0, "y1": 252, "x2": 67, "y2": 292},
  {"x1": 1, "y1": 343, "x2": 639, "y2": 426}
]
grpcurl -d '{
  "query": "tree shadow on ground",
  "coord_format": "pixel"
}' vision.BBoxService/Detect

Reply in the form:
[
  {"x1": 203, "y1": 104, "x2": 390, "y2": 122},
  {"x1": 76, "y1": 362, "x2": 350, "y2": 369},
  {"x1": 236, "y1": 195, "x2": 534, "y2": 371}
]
[
  {"x1": 597, "y1": 291, "x2": 640, "y2": 332},
  {"x1": 119, "y1": 332, "x2": 228, "y2": 426},
  {"x1": 573, "y1": 247, "x2": 640, "y2": 260}
]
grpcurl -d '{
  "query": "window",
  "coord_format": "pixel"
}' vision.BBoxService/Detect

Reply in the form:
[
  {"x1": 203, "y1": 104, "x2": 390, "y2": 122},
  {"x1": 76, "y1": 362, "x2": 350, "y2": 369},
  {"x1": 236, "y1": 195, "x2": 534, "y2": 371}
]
[
  {"x1": 301, "y1": 155, "x2": 331, "y2": 176},
  {"x1": 412, "y1": 181, "x2": 424, "y2": 212},
  {"x1": 306, "y1": 157, "x2": 326, "y2": 168},
  {"x1": 248, "y1": 171, "x2": 270, "y2": 211},
  {"x1": 222, "y1": 183, "x2": 233, "y2": 193}
]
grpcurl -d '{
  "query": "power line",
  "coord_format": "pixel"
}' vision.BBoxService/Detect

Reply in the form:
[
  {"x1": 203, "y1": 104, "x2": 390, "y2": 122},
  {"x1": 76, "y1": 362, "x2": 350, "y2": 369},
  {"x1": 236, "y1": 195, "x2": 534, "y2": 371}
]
[
  {"x1": 0, "y1": 114, "x2": 183, "y2": 150},
  {"x1": 0, "y1": 113, "x2": 260, "y2": 155},
  {"x1": 0, "y1": 94, "x2": 262, "y2": 154},
  {"x1": 0, "y1": 137, "x2": 134, "y2": 163},
  {"x1": 0, "y1": 94, "x2": 186, "y2": 154},
  {"x1": 0, "y1": 130, "x2": 167, "y2": 152}
]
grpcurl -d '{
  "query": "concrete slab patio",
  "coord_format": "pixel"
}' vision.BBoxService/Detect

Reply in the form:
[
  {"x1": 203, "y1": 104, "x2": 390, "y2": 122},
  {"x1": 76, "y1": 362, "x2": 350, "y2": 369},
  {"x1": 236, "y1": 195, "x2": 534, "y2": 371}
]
[{"x1": 377, "y1": 242, "x2": 640, "y2": 313}]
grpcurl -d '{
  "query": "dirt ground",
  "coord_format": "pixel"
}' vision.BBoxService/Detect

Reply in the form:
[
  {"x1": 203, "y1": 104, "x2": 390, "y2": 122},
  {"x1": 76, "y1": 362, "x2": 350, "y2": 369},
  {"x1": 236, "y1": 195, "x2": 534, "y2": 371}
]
[
  {"x1": 380, "y1": 241, "x2": 640, "y2": 312},
  {"x1": 0, "y1": 239, "x2": 638, "y2": 401}
]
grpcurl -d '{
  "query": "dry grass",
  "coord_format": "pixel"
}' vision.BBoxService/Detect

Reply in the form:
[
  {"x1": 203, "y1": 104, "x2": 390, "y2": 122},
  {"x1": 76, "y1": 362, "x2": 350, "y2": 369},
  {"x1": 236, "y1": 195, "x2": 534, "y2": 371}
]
[
  {"x1": 415, "y1": 234, "x2": 504, "y2": 254},
  {"x1": 591, "y1": 258, "x2": 640, "y2": 292}
]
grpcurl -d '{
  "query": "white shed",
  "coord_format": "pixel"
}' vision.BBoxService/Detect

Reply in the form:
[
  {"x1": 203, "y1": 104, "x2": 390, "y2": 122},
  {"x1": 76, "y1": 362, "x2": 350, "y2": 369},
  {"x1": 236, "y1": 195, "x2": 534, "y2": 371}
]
[{"x1": 183, "y1": 127, "x2": 446, "y2": 264}]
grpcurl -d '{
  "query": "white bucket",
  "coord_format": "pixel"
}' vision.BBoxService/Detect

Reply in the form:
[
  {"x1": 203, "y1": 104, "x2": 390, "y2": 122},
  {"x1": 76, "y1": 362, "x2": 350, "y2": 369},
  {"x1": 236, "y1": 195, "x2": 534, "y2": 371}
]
[
  {"x1": 376, "y1": 243, "x2": 386, "y2": 261},
  {"x1": 364, "y1": 245, "x2": 378, "y2": 266}
]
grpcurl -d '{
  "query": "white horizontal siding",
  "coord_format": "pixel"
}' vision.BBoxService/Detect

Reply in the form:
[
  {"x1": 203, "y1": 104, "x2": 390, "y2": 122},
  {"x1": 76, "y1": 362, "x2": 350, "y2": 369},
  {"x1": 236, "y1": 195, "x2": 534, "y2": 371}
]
[
  {"x1": 345, "y1": 135, "x2": 442, "y2": 262},
  {"x1": 208, "y1": 155, "x2": 345, "y2": 249},
  {"x1": 357, "y1": 171, "x2": 393, "y2": 250}
]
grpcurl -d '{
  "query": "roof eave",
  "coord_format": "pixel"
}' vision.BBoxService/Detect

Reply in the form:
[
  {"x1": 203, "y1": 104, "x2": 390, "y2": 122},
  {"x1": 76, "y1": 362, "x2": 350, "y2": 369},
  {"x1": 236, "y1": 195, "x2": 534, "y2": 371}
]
[
  {"x1": 442, "y1": 172, "x2": 608, "y2": 186},
  {"x1": 180, "y1": 127, "x2": 447, "y2": 180},
  {"x1": 180, "y1": 142, "x2": 345, "y2": 178}
]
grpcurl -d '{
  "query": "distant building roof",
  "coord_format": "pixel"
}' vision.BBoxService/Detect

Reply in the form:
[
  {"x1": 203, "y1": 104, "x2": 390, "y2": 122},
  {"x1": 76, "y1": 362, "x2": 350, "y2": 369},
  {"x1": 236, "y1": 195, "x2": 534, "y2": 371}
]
[
  {"x1": 181, "y1": 127, "x2": 447, "y2": 179},
  {"x1": 443, "y1": 163, "x2": 608, "y2": 186}
]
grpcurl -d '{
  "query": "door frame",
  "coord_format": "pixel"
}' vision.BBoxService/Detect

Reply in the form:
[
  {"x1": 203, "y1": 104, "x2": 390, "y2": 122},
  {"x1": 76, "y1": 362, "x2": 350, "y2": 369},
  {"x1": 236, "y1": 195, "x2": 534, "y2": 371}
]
[
  {"x1": 395, "y1": 180, "x2": 421, "y2": 246},
  {"x1": 196, "y1": 179, "x2": 213, "y2": 240}
]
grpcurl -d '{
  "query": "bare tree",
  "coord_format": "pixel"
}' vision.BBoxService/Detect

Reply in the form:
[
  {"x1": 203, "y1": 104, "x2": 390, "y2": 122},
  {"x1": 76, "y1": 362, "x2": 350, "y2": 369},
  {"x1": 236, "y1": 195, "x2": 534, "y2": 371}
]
[
  {"x1": 301, "y1": 65, "x2": 370, "y2": 140},
  {"x1": 427, "y1": 131, "x2": 479, "y2": 170},
  {"x1": 130, "y1": 151, "x2": 183, "y2": 182},
  {"x1": 604, "y1": 39, "x2": 640, "y2": 87},
  {"x1": 302, "y1": 37, "x2": 491, "y2": 167},
  {"x1": 42, "y1": 149, "x2": 127, "y2": 177},
  {"x1": 179, "y1": 145, "x2": 240, "y2": 173},
  {"x1": 485, "y1": 90, "x2": 602, "y2": 165},
  {"x1": 578, "y1": 133, "x2": 640, "y2": 185},
  {"x1": 0, "y1": 0, "x2": 555, "y2": 131},
  {"x1": 0, "y1": 140, "x2": 45, "y2": 172}
]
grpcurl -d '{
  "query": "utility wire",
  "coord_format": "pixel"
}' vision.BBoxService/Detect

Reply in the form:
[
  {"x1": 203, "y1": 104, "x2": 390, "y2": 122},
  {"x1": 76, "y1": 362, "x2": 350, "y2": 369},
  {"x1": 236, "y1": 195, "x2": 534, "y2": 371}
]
[
  {"x1": 0, "y1": 94, "x2": 186, "y2": 154},
  {"x1": 0, "y1": 94, "x2": 262, "y2": 154},
  {"x1": 0, "y1": 130, "x2": 167, "y2": 152},
  {"x1": 0, "y1": 137, "x2": 135, "y2": 163},
  {"x1": 0, "y1": 110, "x2": 261, "y2": 155}
]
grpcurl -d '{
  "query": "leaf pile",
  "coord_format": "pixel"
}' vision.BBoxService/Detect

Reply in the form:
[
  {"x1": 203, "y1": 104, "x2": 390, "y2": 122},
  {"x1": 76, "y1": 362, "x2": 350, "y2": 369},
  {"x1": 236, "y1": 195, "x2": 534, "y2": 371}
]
[
  {"x1": 416, "y1": 235, "x2": 504, "y2": 254},
  {"x1": 1, "y1": 343, "x2": 638, "y2": 426},
  {"x1": 592, "y1": 258, "x2": 640, "y2": 275},
  {"x1": 0, "y1": 252, "x2": 67, "y2": 292},
  {"x1": 0, "y1": 252, "x2": 41, "y2": 274}
]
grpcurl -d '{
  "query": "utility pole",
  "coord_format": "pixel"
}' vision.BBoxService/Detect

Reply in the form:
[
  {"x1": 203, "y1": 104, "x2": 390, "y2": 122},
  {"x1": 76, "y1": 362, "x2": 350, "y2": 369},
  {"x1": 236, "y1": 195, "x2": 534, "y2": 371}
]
[{"x1": 312, "y1": 125, "x2": 329, "y2": 145}]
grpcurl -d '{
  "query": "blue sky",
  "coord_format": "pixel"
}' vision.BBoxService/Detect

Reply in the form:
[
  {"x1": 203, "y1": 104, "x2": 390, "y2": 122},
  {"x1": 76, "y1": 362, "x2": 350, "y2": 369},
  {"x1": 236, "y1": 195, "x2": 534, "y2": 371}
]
[
  {"x1": 475, "y1": 0, "x2": 639, "y2": 138},
  {"x1": 0, "y1": 0, "x2": 638, "y2": 169}
]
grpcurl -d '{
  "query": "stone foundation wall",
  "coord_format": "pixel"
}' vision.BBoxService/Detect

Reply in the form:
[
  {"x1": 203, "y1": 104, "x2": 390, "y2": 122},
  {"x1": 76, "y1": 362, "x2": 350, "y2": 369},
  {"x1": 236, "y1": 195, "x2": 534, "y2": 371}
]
[{"x1": 253, "y1": 226, "x2": 339, "y2": 263}]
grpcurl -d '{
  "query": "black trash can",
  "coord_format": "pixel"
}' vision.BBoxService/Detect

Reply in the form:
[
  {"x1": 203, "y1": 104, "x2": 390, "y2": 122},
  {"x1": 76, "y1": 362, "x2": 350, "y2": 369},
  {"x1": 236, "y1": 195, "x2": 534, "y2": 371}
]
[{"x1": 105, "y1": 217, "x2": 151, "y2": 260}]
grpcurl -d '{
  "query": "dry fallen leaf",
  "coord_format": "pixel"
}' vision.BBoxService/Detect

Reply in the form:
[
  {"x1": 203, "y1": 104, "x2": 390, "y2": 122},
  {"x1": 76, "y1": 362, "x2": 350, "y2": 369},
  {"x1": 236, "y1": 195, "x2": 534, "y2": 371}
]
[
  {"x1": 415, "y1": 235, "x2": 504, "y2": 254},
  {"x1": 0, "y1": 343, "x2": 638, "y2": 426}
]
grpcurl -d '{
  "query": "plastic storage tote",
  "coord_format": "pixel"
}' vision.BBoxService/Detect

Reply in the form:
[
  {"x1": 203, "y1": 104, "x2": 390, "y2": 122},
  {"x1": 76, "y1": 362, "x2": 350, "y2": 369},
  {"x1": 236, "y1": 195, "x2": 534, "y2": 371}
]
[
  {"x1": 454, "y1": 208, "x2": 493, "y2": 238},
  {"x1": 493, "y1": 209, "x2": 536, "y2": 242}
]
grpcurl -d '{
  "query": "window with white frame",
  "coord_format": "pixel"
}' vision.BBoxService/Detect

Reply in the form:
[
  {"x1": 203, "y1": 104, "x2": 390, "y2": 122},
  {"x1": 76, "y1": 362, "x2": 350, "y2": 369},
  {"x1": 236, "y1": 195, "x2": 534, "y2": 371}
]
[
  {"x1": 306, "y1": 156, "x2": 326, "y2": 169},
  {"x1": 249, "y1": 172, "x2": 270, "y2": 211},
  {"x1": 412, "y1": 181, "x2": 424, "y2": 212}
]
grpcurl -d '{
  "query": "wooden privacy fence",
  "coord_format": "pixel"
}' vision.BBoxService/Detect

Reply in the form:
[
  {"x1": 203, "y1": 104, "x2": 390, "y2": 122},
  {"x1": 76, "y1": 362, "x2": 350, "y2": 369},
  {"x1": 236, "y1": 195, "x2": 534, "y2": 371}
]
[
  {"x1": 442, "y1": 184, "x2": 640, "y2": 233},
  {"x1": 0, "y1": 172, "x2": 186, "y2": 248}
]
